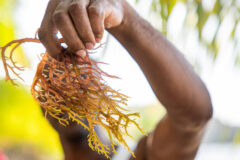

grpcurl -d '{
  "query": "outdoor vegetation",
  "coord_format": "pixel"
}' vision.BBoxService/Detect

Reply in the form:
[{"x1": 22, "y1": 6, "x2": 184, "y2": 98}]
[{"x1": 0, "y1": 0, "x2": 240, "y2": 159}]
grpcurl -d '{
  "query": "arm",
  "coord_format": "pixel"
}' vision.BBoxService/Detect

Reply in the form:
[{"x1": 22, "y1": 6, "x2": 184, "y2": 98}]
[
  {"x1": 110, "y1": 2, "x2": 212, "y2": 132},
  {"x1": 110, "y1": 3, "x2": 212, "y2": 160},
  {"x1": 109, "y1": 2, "x2": 212, "y2": 160},
  {"x1": 39, "y1": 0, "x2": 212, "y2": 159}
]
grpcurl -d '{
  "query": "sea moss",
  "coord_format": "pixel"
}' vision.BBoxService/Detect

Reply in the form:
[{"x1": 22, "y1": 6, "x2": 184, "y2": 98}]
[{"x1": 0, "y1": 34, "x2": 146, "y2": 158}]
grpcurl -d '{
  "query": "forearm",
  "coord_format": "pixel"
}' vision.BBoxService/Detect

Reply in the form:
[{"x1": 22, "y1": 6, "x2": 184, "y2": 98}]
[{"x1": 109, "y1": 2, "x2": 212, "y2": 128}]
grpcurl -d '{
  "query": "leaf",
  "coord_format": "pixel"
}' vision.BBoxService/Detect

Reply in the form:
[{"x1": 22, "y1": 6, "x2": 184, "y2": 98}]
[
  {"x1": 167, "y1": 0, "x2": 177, "y2": 16},
  {"x1": 148, "y1": 0, "x2": 240, "y2": 60},
  {"x1": 196, "y1": 1, "x2": 210, "y2": 40}
]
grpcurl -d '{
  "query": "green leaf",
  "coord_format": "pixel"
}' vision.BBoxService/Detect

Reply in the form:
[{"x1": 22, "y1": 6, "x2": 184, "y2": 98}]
[{"x1": 196, "y1": 2, "x2": 210, "y2": 40}]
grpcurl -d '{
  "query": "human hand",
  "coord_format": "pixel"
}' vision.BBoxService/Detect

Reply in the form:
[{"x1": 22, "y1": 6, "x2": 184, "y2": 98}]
[{"x1": 38, "y1": 0, "x2": 125, "y2": 59}]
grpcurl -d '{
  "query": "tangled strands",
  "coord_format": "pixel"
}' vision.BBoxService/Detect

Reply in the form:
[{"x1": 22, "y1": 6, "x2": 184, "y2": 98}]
[
  {"x1": 0, "y1": 33, "x2": 40, "y2": 85},
  {"x1": 0, "y1": 35, "x2": 146, "y2": 158}
]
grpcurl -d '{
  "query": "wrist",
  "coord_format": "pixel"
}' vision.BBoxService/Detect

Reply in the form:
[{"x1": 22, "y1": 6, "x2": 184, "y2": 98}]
[{"x1": 108, "y1": 0, "x2": 138, "y2": 36}]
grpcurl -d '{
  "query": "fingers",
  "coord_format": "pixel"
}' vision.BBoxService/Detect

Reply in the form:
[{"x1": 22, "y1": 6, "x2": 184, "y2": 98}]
[
  {"x1": 88, "y1": 1, "x2": 105, "y2": 43},
  {"x1": 39, "y1": 0, "x2": 63, "y2": 58},
  {"x1": 69, "y1": 0, "x2": 96, "y2": 49},
  {"x1": 40, "y1": 0, "x2": 109, "y2": 58},
  {"x1": 53, "y1": 0, "x2": 85, "y2": 53},
  {"x1": 76, "y1": 50, "x2": 87, "y2": 63}
]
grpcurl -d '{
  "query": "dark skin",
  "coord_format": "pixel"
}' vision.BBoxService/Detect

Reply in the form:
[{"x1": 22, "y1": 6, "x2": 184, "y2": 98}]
[{"x1": 38, "y1": 0, "x2": 213, "y2": 159}]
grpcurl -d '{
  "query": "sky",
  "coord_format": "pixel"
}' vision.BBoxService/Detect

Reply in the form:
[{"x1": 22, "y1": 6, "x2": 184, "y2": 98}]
[{"x1": 1, "y1": 0, "x2": 240, "y2": 127}]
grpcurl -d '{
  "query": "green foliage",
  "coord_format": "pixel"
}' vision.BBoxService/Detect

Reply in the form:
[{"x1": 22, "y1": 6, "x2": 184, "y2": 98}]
[
  {"x1": 0, "y1": 0, "x2": 61, "y2": 159},
  {"x1": 127, "y1": 104, "x2": 165, "y2": 141},
  {"x1": 234, "y1": 129, "x2": 240, "y2": 144},
  {"x1": 0, "y1": 0, "x2": 29, "y2": 66},
  {"x1": 149, "y1": 0, "x2": 240, "y2": 59},
  {"x1": 0, "y1": 80, "x2": 63, "y2": 159}
]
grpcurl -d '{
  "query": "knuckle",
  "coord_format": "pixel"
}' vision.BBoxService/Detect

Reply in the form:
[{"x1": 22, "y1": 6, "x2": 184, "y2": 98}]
[
  {"x1": 88, "y1": 6, "x2": 103, "y2": 17},
  {"x1": 69, "y1": 3, "x2": 84, "y2": 14},
  {"x1": 53, "y1": 11, "x2": 66, "y2": 24}
]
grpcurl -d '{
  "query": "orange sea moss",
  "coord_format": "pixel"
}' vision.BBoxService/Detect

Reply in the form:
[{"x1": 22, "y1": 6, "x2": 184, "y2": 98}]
[{"x1": 0, "y1": 34, "x2": 145, "y2": 158}]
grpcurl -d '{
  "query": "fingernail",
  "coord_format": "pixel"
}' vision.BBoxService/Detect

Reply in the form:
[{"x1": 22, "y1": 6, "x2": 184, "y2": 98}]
[
  {"x1": 76, "y1": 50, "x2": 86, "y2": 57},
  {"x1": 77, "y1": 57, "x2": 84, "y2": 63},
  {"x1": 96, "y1": 37, "x2": 101, "y2": 43},
  {"x1": 85, "y1": 42, "x2": 94, "y2": 49}
]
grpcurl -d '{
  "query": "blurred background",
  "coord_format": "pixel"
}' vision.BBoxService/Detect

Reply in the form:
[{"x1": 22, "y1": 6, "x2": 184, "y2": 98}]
[{"x1": 0, "y1": 0, "x2": 240, "y2": 159}]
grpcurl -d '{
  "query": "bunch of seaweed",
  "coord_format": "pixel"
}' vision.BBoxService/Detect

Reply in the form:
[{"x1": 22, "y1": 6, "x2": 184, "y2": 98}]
[{"x1": 0, "y1": 34, "x2": 145, "y2": 158}]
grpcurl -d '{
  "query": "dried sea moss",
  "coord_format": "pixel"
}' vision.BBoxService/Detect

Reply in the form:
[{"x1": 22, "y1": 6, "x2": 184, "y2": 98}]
[{"x1": 0, "y1": 34, "x2": 145, "y2": 158}]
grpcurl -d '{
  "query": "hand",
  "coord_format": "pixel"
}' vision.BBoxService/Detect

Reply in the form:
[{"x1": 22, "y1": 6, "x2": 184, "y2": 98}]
[{"x1": 38, "y1": 0, "x2": 125, "y2": 59}]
